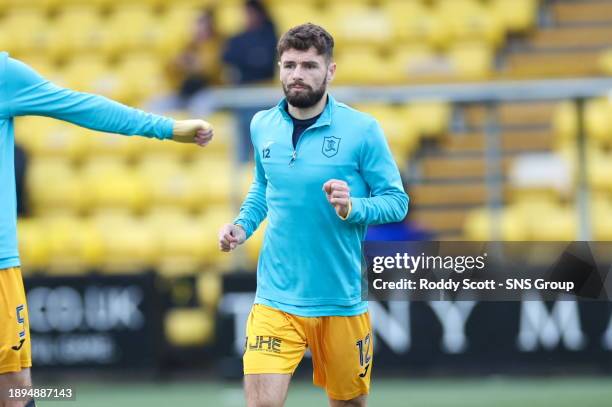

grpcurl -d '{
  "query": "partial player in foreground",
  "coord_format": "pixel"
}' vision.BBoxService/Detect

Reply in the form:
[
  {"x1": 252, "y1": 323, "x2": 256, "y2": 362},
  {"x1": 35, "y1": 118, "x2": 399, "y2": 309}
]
[
  {"x1": 0, "y1": 53, "x2": 213, "y2": 407},
  {"x1": 218, "y1": 24, "x2": 408, "y2": 407}
]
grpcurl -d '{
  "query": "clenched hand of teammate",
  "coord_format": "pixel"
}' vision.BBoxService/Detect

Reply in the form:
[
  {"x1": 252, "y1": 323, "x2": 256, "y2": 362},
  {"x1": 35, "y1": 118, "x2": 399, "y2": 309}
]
[
  {"x1": 323, "y1": 179, "x2": 351, "y2": 219},
  {"x1": 218, "y1": 224, "x2": 247, "y2": 252},
  {"x1": 172, "y1": 119, "x2": 214, "y2": 146}
]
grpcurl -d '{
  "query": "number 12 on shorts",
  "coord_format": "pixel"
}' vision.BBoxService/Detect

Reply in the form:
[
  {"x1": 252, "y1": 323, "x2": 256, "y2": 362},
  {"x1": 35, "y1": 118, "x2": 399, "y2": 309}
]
[{"x1": 356, "y1": 333, "x2": 372, "y2": 376}]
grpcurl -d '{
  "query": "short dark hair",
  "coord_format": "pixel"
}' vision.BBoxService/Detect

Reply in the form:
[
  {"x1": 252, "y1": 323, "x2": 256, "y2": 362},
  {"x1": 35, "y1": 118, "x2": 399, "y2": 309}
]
[{"x1": 277, "y1": 23, "x2": 334, "y2": 61}]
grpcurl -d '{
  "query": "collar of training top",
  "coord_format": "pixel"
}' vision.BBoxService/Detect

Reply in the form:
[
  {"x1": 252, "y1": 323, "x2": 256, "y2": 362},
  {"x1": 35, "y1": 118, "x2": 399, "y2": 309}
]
[{"x1": 276, "y1": 94, "x2": 334, "y2": 128}]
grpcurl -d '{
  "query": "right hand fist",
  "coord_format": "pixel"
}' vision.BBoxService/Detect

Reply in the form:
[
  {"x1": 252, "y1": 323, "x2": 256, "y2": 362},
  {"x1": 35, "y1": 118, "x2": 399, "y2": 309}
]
[
  {"x1": 218, "y1": 224, "x2": 246, "y2": 252},
  {"x1": 172, "y1": 119, "x2": 213, "y2": 146}
]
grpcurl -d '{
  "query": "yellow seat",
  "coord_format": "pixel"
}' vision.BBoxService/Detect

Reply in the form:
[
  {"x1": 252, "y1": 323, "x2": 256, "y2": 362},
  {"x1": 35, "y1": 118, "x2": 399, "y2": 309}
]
[
  {"x1": 17, "y1": 218, "x2": 51, "y2": 271},
  {"x1": 389, "y1": 45, "x2": 446, "y2": 81},
  {"x1": 27, "y1": 158, "x2": 85, "y2": 216},
  {"x1": 600, "y1": 49, "x2": 612, "y2": 75},
  {"x1": 92, "y1": 212, "x2": 158, "y2": 273},
  {"x1": 102, "y1": 5, "x2": 157, "y2": 58},
  {"x1": 42, "y1": 215, "x2": 104, "y2": 274},
  {"x1": 196, "y1": 272, "x2": 222, "y2": 309},
  {"x1": 84, "y1": 130, "x2": 142, "y2": 161},
  {"x1": 448, "y1": 41, "x2": 493, "y2": 79},
  {"x1": 588, "y1": 152, "x2": 612, "y2": 192},
  {"x1": 552, "y1": 101, "x2": 578, "y2": 147},
  {"x1": 527, "y1": 207, "x2": 577, "y2": 241},
  {"x1": 463, "y1": 207, "x2": 527, "y2": 240},
  {"x1": 214, "y1": 2, "x2": 247, "y2": 38},
  {"x1": 112, "y1": 53, "x2": 168, "y2": 105},
  {"x1": 61, "y1": 55, "x2": 114, "y2": 95},
  {"x1": 404, "y1": 101, "x2": 451, "y2": 138},
  {"x1": 46, "y1": 6, "x2": 103, "y2": 60},
  {"x1": 327, "y1": 4, "x2": 392, "y2": 48},
  {"x1": 139, "y1": 156, "x2": 202, "y2": 211},
  {"x1": 385, "y1": 0, "x2": 450, "y2": 49},
  {"x1": 437, "y1": 0, "x2": 505, "y2": 48},
  {"x1": 19, "y1": 121, "x2": 89, "y2": 162},
  {"x1": 268, "y1": 3, "x2": 325, "y2": 35},
  {"x1": 191, "y1": 158, "x2": 234, "y2": 206},
  {"x1": 82, "y1": 158, "x2": 149, "y2": 214},
  {"x1": 491, "y1": 0, "x2": 538, "y2": 33},
  {"x1": 154, "y1": 5, "x2": 200, "y2": 58},
  {"x1": 585, "y1": 98, "x2": 612, "y2": 146},
  {"x1": 147, "y1": 209, "x2": 210, "y2": 275},
  {"x1": 333, "y1": 48, "x2": 391, "y2": 84},
  {"x1": 196, "y1": 111, "x2": 235, "y2": 156},
  {"x1": 0, "y1": 9, "x2": 48, "y2": 55},
  {"x1": 165, "y1": 308, "x2": 214, "y2": 346}
]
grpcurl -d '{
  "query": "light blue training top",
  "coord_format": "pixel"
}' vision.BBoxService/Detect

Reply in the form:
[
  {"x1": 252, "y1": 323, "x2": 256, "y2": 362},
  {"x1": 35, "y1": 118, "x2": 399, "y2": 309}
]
[{"x1": 234, "y1": 95, "x2": 409, "y2": 317}]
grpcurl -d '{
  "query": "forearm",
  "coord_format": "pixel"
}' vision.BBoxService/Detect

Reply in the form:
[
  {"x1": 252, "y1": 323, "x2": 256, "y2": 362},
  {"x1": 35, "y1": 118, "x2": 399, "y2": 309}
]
[
  {"x1": 346, "y1": 192, "x2": 409, "y2": 225},
  {"x1": 233, "y1": 181, "x2": 268, "y2": 239}
]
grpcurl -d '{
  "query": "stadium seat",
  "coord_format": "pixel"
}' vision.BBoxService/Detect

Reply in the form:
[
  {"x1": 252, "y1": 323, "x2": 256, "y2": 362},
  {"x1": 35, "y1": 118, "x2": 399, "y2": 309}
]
[
  {"x1": 333, "y1": 48, "x2": 391, "y2": 84},
  {"x1": 463, "y1": 207, "x2": 527, "y2": 240},
  {"x1": 112, "y1": 53, "x2": 168, "y2": 105},
  {"x1": 384, "y1": 0, "x2": 450, "y2": 49},
  {"x1": 190, "y1": 158, "x2": 235, "y2": 206},
  {"x1": 585, "y1": 98, "x2": 612, "y2": 146},
  {"x1": 17, "y1": 218, "x2": 51, "y2": 271},
  {"x1": 437, "y1": 0, "x2": 505, "y2": 48},
  {"x1": 390, "y1": 45, "x2": 447, "y2": 81},
  {"x1": 139, "y1": 156, "x2": 203, "y2": 212},
  {"x1": 448, "y1": 42, "x2": 493, "y2": 79},
  {"x1": 154, "y1": 5, "x2": 200, "y2": 59},
  {"x1": 0, "y1": 8, "x2": 48, "y2": 56},
  {"x1": 591, "y1": 195, "x2": 612, "y2": 240},
  {"x1": 102, "y1": 4, "x2": 157, "y2": 58},
  {"x1": 214, "y1": 2, "x2": 247, "y2": 38},
  {"x1": 27, "y1": 158, "x2": 85, "y2": 216},
  {"x1": 491, "y1": 0, "x2": 538, "y2": 33},
  {"x1": 43, "y1": 215, "x2": 104, "y2": 274},
  {"x1": 404, "y1": 101, "x2": 452, "y2": 138},
  {"x1": 46, "y1": 6, "x2": 103, "y2": 60},
  {"x1": 196, "y1": 272, "x2": 222, "y2": 309},
  {"x1": 147, "y1": 209, "x2": 210, "y2": 275},
  {"x1": 268, "y1": 3, "x2": 325, "y2": 36},
  {"x1": 60, "y1": 55, "x2": 115, "y2": 96},
  {"x1": 600, "y1": 49, "x2": 612, "y2": 75},
  {"x1": 84, "y1": 130, "x2": 142, "y2": 161},
  {"x1": 587, "y1": 152, "x2": 612, "y2": 192},
  {"x1": 17, "y1": 120, "x2": 89, "y2": 162},
  {"x1": 92, "y1": 212, "x2": 158, "y2": 273},
  {"x1": 326, "y1": 4, "x2": 392, "y2": 48},
  {"x1": 552, "y1": 101, "x2": 578, "y2": 145},
  {"x1": 165, "y1": 308, "x2": 214, "y2": 346},
  {"x1": 82, "y1": 158, "x2": 150, "y2": 214}
]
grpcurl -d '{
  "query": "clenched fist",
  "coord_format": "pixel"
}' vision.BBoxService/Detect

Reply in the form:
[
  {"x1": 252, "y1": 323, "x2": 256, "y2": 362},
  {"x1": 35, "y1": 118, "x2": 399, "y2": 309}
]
[
  {"x1": 172, "y1": 119, "x2": 213, "y2": 146},
  {"x1": 218, "y1": 224, "x2": 247, "y2": 252},
  {"x1": 323, "y1": 179, "x2": 351, "y2": 219}
]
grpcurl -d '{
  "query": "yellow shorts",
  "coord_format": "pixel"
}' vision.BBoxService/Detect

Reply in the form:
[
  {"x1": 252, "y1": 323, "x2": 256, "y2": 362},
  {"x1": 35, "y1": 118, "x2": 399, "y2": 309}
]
[
  {"x1": 243, "y1": 304, "x2": 372, "y2": 401},
  {"x1": 0, "y1": 267, "x2": 32, "y2": 374}
]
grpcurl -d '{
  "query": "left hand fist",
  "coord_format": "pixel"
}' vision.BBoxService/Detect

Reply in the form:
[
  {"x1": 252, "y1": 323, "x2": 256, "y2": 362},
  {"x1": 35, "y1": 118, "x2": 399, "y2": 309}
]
[
  {"x1": 323, "y1": 179, "x2": 351, "y2": 219},
  {"x1": 172, "y1": 119, "x2": 214, "y2": 146}
]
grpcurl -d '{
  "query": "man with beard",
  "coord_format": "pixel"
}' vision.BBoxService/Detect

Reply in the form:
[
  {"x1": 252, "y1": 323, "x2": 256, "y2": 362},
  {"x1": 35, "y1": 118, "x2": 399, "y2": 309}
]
[{"x1": 218, "y1": 23, "x2": 408, "y2": 407}]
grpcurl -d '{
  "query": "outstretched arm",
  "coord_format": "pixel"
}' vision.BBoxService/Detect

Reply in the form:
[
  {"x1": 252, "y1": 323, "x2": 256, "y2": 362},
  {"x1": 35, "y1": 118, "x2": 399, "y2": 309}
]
[{"x1": 5, "y1": 56, "x2": 212, "y2": 145}]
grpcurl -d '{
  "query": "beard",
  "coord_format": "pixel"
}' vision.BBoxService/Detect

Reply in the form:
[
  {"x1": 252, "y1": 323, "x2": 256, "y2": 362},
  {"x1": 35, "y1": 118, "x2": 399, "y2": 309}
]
[{"x1": 283, "y1": 75, "x2": 327, "y2": 108}]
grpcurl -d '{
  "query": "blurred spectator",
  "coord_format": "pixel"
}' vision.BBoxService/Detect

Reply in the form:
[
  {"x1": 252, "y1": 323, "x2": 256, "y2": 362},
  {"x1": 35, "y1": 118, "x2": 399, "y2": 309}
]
[
  {"x1": 14, "y1": 143, "x2": 28, "y2": 216},
  {"x1": 222, "y1": 0, "x2": 278, "y2": 162},
  {"x1": 150, "y1": 10, "x2": 221, "y2": 115}
]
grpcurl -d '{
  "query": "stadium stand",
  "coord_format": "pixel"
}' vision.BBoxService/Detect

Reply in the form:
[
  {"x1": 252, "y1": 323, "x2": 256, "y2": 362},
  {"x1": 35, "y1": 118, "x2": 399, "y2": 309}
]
[{"x1": 7, "y1": 0, "x2": 612, "y2": 348}]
